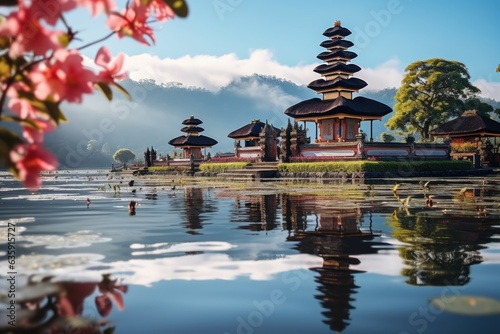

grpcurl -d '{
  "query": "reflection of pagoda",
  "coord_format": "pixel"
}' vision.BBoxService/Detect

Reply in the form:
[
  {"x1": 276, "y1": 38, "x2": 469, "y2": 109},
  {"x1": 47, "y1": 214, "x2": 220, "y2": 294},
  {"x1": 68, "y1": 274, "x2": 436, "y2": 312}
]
[
  {"x1": 284, "y1": 21, "x2": 392, "y2": 144},
  {"x1": 168, "y1": 187, "x2": 218, "y2": 234},
  {"x1": 217, "y1": 192, "x2": 279, "y2": 231},
  {"x1": 282, "y1": 194, "x2": 391, "y2": 332},
  {"x1": 168, "y1": 115, "x2": 218, "y2": 159}
]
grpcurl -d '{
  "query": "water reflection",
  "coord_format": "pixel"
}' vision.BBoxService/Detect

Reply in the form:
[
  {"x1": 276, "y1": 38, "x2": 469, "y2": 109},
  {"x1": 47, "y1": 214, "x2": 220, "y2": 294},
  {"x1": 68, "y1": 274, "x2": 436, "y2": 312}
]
[
  {"x1": 1, "y1": 274, "x2": 126, "y2": 334},
  {"x1": 281, "y1": 194, "x2": 393, "y2": 332},
  {"x1": 169, "y1": 187, "x2": 218, "y2": 233},
  {"x1": 224, "y1": 193, "x2": 280, "y2": 232},
  {"x1": 2, "y1": 172, "x2": 500, "y2": 334},
  {"x1": 388, "y1": 208, "x2": 498, "y2": 286}
]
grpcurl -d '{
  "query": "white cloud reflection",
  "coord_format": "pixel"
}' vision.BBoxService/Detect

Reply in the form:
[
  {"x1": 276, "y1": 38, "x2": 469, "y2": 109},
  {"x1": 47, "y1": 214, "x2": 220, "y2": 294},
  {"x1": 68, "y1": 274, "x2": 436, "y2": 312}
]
[{"x1": 0, "y1": 242, "x2": 323, "y2": 287}]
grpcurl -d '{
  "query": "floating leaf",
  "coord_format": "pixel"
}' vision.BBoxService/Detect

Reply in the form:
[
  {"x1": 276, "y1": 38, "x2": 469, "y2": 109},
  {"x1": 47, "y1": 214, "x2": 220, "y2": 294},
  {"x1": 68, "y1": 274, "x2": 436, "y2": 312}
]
[
  {"x1": 430, "y1": 295, "x2": 500, "y2": 316},
  {"x1": 403, "y1": 196, "x2": 411, "y2": 207},
  {"x1": 163, "y1": 0, "x2": 189, "y2": 17},
  {"x1": 96, "y1": 81, "x2": 113, "y2": 101}
]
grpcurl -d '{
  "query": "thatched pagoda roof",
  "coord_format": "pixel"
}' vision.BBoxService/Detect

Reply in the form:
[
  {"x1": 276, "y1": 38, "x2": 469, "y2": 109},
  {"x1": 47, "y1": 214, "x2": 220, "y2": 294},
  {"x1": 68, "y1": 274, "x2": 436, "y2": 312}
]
[
  {"x1": 323, "y1": 22, "x2": 352, "y2": 38},
  {"x1": 181, "y1": 126, "x2": 205, "y2": 133},
  {"x1": 313, "y1": 63, "x2": 361, "y2": 75},
  {"x1": 168, "y1": 135, "x2": 218, "y2": 147},
  {"x1": 430, "y1": 110, "x2": 500, "y2": 137},
  {"x1": 284, "y1": 96, "x2": 392, "y2": 119},
  {"x1": 228, "y1": 120, "x2": 280, "y2": 139},
  {"x1": 308, "y1": 77, "x2": 367, "y2": 92},
  {"x1": 320, "y1": 39, "x2": 354, "y2": 49},
  {"x1": 182, "y1": 115, "x2": 203, "y2": 125}
]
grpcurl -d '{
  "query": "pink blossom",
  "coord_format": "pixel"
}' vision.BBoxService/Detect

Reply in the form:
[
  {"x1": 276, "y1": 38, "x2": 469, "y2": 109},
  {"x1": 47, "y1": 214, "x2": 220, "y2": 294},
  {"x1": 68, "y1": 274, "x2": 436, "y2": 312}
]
[
  {"x1": 0, "y1": 5, "x2": 62, "y2": 57},
  {"x1": 8, "y1": 98, "x2": 39, "y2": 120},
  {"x1": 77, "y1": 0, "x2": 117, "y2": 17},
  {"x1": 22, "y1": 119, "x2": 56, "y2": 144},
  {"x1": 106, "y1": 5, "x2": 155, "y2": 45},
  {"x1": 29, "y1": 0, "x2": 79, "y2": 26},
  {"x1": 95, "y1": 46, "x2": 127, "y2": 84},
  {"x1": 134, "y1": 0, "x2": 175, "y2": 22},
  {"x1": 29, "y1": 49, "x2": 96, "y2": 103},
  {"x1": 10, "y1": 143, "x2": 59, "y2": 190}
]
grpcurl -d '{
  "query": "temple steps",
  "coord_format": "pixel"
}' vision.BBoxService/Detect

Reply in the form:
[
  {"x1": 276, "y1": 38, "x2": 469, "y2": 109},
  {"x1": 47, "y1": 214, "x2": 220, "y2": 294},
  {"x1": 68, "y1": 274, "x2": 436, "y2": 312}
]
[{"x1": 217, "y1": 162, "x2": 279, "y2": 181}]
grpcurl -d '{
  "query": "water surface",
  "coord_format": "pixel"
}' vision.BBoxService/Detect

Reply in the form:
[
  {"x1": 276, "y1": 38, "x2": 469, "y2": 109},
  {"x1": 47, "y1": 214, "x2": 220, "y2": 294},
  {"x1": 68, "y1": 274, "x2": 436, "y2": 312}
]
[{"x1": 1, "y1": 170, "x2": 500, "y2": 333}]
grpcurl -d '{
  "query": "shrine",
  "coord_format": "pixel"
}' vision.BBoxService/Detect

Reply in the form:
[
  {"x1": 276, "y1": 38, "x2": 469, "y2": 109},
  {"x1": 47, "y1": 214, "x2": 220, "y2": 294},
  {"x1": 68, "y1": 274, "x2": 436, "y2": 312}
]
[
  {"x1": 168, "y1": 115, "x2": 218, "y2": 159},
  {"x1": 280, "y1": 21, "x2": 450, "y2": 161},
  {"x1": 430, "y1": 109, "x2": 500, "y2": 166},
  {"x1": 227, "y1": 119, "x2": 280, "y2": 161}
]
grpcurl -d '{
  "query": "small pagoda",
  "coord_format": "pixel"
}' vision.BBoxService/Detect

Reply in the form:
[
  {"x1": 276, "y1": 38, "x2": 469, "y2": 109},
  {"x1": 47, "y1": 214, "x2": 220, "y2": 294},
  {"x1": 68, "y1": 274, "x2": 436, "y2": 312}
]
[
  {"x1": 228, "y1": 119, "x2": 281, "y2": 160},
  {"x1": 168, "y1": 115, "x2": 218, "y2": 159},
  {"x1": 430, "y1": 109, "x2": 500, "y2": 166},
  {"x1": 282, "y1": 21, "x2": 392, "y2": 159},
  {"x1": 430, "y1": 110, "x2": 500, "y2": 143}
]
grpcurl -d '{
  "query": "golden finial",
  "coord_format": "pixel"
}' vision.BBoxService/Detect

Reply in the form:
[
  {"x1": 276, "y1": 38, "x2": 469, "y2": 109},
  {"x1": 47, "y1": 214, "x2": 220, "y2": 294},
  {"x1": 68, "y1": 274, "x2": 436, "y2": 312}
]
[{"x1": 334, "y1": 20, "x2": 341, "y2": 27}]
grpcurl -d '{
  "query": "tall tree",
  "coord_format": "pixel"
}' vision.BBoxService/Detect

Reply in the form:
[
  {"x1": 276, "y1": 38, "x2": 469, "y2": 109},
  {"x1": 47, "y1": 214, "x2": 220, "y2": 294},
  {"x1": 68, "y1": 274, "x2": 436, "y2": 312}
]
[
  {"x1": 462, "y1": 98, "x2": 494, "y2": 117},
  {"x1": 386, "y1": 58, "x2": 480, "y2": 140},
  {"x1": 113, "y1": 148, "x2": 136, "y2": 167}
]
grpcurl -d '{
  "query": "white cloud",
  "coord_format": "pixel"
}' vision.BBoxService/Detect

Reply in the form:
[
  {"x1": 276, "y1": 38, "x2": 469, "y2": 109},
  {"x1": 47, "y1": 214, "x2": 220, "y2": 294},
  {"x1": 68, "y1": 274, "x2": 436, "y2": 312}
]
[
  {"x1": 121, "y1": 50, "x2": 407, "y2": 93},
  {"x1": 122, "y1": 49, "x2": 316, "y2": 92},
  {"x1": 473, "y1": 79, "x2": 500, "y2": 101},
  {"x1": 86, "y1": 50, "x2": 499, "y2": 101},
  {"x1": 226, "y1": 76, "x2": 300, "y2": 124},
  {"x1": 356, "y1": 58, "x2": 404, "y2": 91}
]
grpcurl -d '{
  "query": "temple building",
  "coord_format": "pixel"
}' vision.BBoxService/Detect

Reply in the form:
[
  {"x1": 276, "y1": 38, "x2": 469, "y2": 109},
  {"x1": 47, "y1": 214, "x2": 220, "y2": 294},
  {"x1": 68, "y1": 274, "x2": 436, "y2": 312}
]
[
  {"x1": 283, "y1": 21, "x2": 391, "y2": 157},
  {"x1": 430, "y1": 109, "x2": 500, "y2": 166},
  {"x1": 227, "y1": 119, "x2": 280, "y2": 161},
  {"x1": 430, "y1": 109, "x2": 500, "y2": 143},
  {"x1": 168, "y1": 115, "x2": 218, "y2": 159},
  {"x1": 280, "y1": 21, "x2": 450, "y2": 161}
]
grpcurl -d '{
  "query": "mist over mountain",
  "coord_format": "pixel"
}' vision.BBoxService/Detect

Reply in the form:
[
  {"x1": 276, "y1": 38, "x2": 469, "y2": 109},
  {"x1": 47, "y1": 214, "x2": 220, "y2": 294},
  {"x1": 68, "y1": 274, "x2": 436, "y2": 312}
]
[
  {"x1": 46, "y1": 74, "x2": 315, "y2": 167},
  {"x1": 43, "y1": 75, "x2": 497, "y2": 168}
]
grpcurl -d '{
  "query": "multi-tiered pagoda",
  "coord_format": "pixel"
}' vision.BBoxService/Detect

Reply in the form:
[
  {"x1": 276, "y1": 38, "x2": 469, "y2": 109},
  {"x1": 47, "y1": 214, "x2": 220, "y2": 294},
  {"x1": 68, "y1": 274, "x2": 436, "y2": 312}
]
[
  {"x1": 168, "y1": 115, "x2": 218, "y2": 159},
  {"x1": 283, "y1": 21, "x2": 392, "y2": 158}
]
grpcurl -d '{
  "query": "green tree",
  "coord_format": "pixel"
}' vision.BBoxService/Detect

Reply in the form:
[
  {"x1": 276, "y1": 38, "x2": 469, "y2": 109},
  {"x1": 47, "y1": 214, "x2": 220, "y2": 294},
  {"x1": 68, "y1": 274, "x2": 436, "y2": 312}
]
[
  {"x1": 497, "y1": 64, "x2": 500, "y2": 72},
  {"x1": 462, "y1": 98, "x2": 493, "y2": 117},
  {"x1": 113, "y1": 148, "x2": 136, "y2": 167},
  {"x1": 380, "y1": 132, "x2": 396, "y2": 143},
  {"x1": 386, "y1": 58, "x2": 480, "y2": 140}
]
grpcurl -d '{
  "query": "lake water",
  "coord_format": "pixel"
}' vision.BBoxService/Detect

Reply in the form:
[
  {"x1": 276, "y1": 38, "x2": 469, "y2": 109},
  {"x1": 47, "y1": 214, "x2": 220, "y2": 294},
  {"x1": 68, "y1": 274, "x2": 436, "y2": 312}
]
[{"x1": 1, "y1": 170, "x2": 500, "y2": 334}]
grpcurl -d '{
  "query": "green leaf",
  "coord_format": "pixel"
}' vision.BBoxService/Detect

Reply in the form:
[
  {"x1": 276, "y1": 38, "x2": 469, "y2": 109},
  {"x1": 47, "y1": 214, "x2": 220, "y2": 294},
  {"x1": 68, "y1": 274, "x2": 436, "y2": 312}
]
[
  {"x1": 95, "y1": 82, "x2": 113, "y2": 101},
  {"x1": 1, "y1": 115, "x2": 41, "y2": 129},
  {"x1": 163, "y1": 0, "x2": 189, "y2": 17},
  {"x1": 112, "y1": 82, "x2": 132, "y2": 101},
  {"x1": 0, "y1": 0, "x2": 18, "y2": 6},
  {"x1": 29, "y1": 99, "x2": 67, "y2": 124},
  {"x1": 0, "y1": 128, "x2": 23, "y2": 172}
]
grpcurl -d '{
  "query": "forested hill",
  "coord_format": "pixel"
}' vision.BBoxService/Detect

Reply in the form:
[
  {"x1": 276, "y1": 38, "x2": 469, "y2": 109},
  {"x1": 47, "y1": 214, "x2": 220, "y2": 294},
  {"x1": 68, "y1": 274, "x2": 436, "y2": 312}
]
[{"x1": 42, "y1": 76, "x2": 498, "y2": 168}]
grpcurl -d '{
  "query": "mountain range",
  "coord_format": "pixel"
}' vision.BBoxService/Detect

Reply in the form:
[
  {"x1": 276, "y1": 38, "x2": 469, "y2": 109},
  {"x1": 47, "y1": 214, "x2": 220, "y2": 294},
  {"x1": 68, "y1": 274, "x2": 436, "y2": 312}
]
[{"x1": 41, "y1": 75, "x2": 499, "y2": 168}]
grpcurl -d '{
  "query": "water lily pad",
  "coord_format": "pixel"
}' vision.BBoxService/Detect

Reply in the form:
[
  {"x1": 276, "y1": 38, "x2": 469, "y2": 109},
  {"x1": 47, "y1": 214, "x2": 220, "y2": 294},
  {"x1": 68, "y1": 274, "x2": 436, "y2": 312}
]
[{"x1": 429, "y1": 295, "x2": 500, "y2": 316}]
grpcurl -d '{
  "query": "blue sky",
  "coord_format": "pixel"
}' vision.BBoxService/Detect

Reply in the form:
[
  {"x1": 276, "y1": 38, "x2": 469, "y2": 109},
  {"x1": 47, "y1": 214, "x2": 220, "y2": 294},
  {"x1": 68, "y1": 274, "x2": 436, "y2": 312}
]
[{"x1": 69, "y1": 0, "x2": 500, "y2": 99}]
